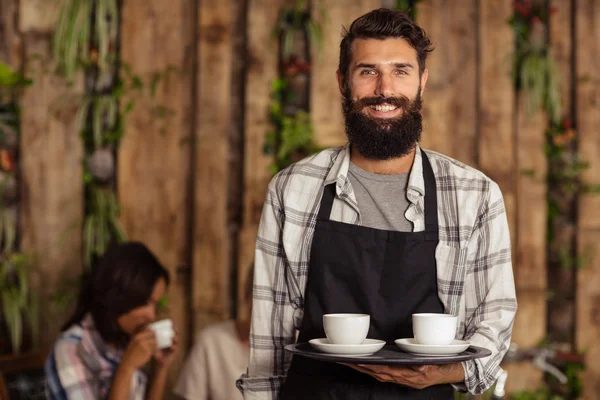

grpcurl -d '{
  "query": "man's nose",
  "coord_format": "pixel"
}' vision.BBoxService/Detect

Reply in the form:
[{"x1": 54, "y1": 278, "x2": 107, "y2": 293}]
[{"x1": 375, "y1": 74, "x2": 395, "y2": 98}]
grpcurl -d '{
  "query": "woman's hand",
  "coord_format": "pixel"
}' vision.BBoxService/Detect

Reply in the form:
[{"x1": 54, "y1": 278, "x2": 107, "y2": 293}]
[
  {"x1": 121, "y1": 329, "x2": 157, "y2": 370},
  {"x1": 153, "y1": 328, "x2": 179, "y2": 369}
]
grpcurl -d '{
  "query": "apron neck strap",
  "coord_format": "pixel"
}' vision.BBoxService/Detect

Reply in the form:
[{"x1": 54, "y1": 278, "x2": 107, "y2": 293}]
[{"x1": 421, "y1": 149, "x2": 439, "y2": 233}]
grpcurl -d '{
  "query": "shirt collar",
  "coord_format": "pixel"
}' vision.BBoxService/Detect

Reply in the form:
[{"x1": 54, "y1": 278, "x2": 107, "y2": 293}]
[
  {"x1": 80, "y1": 313, "x2": 123, "y2": 365},
  {"x1": 326, "y1": 142, "x2": 426, "y2": 203}
]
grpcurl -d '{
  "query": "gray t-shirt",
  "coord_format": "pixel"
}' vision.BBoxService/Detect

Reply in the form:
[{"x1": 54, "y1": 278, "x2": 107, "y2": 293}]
[{"x1": 348, "y1": 162, "x2": 412, "y2": 232}]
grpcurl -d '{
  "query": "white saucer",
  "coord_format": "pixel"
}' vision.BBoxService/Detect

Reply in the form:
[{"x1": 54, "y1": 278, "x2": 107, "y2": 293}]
[
  {"x1": 309, "y1": 338, "x2": 386, "y2": 356},
  {"x1": 395, "y1": 338, "x2": 470, "y2": 355}
]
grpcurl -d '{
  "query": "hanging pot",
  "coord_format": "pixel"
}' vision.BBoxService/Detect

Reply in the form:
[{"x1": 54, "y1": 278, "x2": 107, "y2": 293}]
[{"x1": 86, "y1": 148, "x2": 115, "y2": 182}]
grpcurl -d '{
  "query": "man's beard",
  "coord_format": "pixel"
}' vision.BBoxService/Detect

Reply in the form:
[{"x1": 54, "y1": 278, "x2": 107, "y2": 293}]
[{"x1": 342, "y1": 88, "x2": 423, "y2": 160}]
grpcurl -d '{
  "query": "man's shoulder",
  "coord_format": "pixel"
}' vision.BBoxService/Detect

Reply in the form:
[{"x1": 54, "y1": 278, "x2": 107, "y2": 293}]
[
  {"x1": 424, "y1": 149, "x2": 495, "y2": 186},
  {"x1": 270, "y1": 146, "x2": 344, "y2": 190}
]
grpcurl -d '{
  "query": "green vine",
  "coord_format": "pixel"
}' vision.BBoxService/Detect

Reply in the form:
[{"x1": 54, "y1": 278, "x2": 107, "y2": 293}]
[
  {"x1": 395, "y1": 0, "x2": 423, "y2": 20},
  {"x1": 509, "y1": 0, "x2": 561, "y2": 123},
  {"x1": 265, "y1": 0, "x2": 324, "y2": 174},
  {"x1": 53, "y1": 1, "x2": 177, "y2": 269},
  {"x1": 508, "y1": 1, "x2": 587, "y2": 395},
  {"x1": 0, "y1": 63, "x2": 38, "y2": 355}
]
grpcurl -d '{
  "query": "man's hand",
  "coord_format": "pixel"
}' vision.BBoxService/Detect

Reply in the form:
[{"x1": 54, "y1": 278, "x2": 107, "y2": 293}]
[{"x1": 341, "y1": 363, "x2": 464, "y2": 389}]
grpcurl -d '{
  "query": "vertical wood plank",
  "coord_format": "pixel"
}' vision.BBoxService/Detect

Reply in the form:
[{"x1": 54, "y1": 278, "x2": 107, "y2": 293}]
[
  {"x1": 478, "y1": 0, "x2": 516, "y2": 254},
  {"x1": 119, "y1": 0, "x2": 193, "y2": 386},
  {"x1": 416, "y1": 0, "x2": 452, "y2": 156},
  {"x1": 19, "y1": 37, "x2": 84, "y2": 350},
  {"x1": 310, "y1": 0, "x2": 380, "y2": 148},
  {"x1": 445, "y1": 0, "x2": 477, "y2": 166},
  {"x1": 193, "y1": 0, "x2": 233, "y2": 331},
  {"x1": 550, "y1": 0, "x2": 573, "y2": 114},
  {"x1": 511, "y1": 92, "x2": 547, "y2": 391},
  {"x1": 417, "y1": 0, "x2": 477, "y2": 166},
  {"x1": 575, "y1": 0, "x2": 600, "y2": 397},
  {"x1": 0, "y1": 0, "x2": 21, "y2": 68},
  {"x1": 238, "y1": 0, "x2": 285, "y2": 314}
]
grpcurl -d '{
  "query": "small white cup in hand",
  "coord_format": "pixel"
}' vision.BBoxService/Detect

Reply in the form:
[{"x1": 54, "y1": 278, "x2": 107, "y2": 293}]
[
  {"x1": 147, "y1": 319, "x2": 174, "y2": 349},
  {"x1": 412, "y1": 313, "x2": 457, "y2": 345},
  {"x1": 323, "y1": 313, "x2": 369, "y2": 345}
]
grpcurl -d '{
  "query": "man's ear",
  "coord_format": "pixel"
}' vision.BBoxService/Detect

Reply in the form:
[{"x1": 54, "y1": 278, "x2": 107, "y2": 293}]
[
  {"x1": 420, "y1": 68, "x2": 429, "y2": 95},
  {"x1": 336, "y1": 70, "x2": 346, "y2": 95}
]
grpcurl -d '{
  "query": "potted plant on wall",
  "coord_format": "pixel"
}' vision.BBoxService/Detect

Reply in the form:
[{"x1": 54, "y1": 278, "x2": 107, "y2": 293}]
[{"x1": 0, "y1": 61, "x2": 39, "y2": 356}]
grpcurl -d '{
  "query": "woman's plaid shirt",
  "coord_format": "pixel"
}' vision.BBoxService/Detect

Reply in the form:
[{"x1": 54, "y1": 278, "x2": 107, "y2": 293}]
[{"x1": 237, "y1": 144, "x2": 517, "y2": 398}]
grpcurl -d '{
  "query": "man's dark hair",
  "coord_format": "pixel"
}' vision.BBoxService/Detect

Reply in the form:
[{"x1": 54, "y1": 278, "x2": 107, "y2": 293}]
[
  {"x1": 62, "y1": 241, "x2": 169, "y2": 344},
  {"x1": 339, "y1": 8, "x2": 433, "y2": 84}
]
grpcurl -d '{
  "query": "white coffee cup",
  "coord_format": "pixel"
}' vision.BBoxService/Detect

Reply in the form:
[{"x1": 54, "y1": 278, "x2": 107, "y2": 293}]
[
  {"x1": 412, "y1": 313, "x2": 457, "y2": 345},
  {"x1": 323, "y1": 313, "x2": 370, "y2": 345},
  {"x1": 147, "y1": 319, "x2": 174, "y2": 349}
]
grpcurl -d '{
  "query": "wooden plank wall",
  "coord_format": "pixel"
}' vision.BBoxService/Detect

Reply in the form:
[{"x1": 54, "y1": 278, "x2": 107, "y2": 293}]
[
  {"x1": 193, "y1": 0, "x2": 233, "y2": 331},
  {"x1": 310, "y1": 0, "x2": 380, "y2": 147},
  {"x1": 6, "y1": 0, "x2": 600, "y2": 396},
  {"x1": 575, "y1": 0, "x2": 600, "y2": 398},
  {"x1": 417, "y1": 0, "x2": 478, "y2": 166},
  {"x1": 18, "y1": 1, "x2": 84, "y2": 351},
  {"x1": 237, "y1": 0, "x2": 284, "y2": 317},
  {"x1": 118, "y1": 0, "x2": 194, "y2": 387}
]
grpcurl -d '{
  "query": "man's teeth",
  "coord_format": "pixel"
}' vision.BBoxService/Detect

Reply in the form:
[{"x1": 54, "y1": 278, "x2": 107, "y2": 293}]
[{"x1": 371, "y1": 105, "x2": 398, "y2": 112}]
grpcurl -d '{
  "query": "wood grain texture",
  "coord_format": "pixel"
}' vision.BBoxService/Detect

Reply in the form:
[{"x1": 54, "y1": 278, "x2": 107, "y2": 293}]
[
  {"x1": 193, "y1": 0, "x2": 233, "y2": 331},
  {"x1": 18, "y1": 0, "x2": 62, "y2": 34},
  {"x1": 416, "y1": 0, "x2": 453, "y2": 157},
  {"x1": 0, "y1": 0, "x2": 21, "y2": 68},
  {"x1": 19, "y1": 36, "x2": 84, "y2": 350},
  {"x1": 550, "y1": 0, "x2": 573, "y2": 114},
  {"x1": 575, "y1": 1, "x2": 600, "y2": 397},
  {"x1": 237, "y1": 0, "x2": 285, "y2": 314},
  {"x1": 478, "y1": 0, "x2": 516, "y2": 250},
  {"x1": 119, "y1": 0, "x2": 194, "y2": 386},
  {"x1": 416, "y1": 0, "x2": 477, "y2": 166},
  {"x1": 310, "y1": 0, "x2": 380, "y2": 148}
]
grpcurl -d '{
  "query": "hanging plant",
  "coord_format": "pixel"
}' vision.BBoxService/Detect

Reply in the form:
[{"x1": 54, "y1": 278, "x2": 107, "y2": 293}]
[
  {"x1": 509, "y1": 0, "x2": 561, "y2": 122},
  {"x1": 265, "y1": 0, "x2": 324, "y2": 174},
  {"x1": 0, "y1": 253, "x2": 40, "y2": 354},
  {"x1": 53, "y1": 0, "x2": 119, "y2": 80}
]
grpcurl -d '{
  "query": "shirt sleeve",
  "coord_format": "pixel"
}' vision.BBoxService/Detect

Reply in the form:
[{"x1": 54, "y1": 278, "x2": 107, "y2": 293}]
[
  {"x1": 457, "y1": 181, "x2": 518, "y2": 394},
  {"x1": 236, "y1": 176, "x2": 297, "y2": 400},
  {"x1": 173, "y1": 333, "x2": 209, "y2": 400},
  {"x1": 45, "y1": 340, "x2": 99, "y2": 400}
]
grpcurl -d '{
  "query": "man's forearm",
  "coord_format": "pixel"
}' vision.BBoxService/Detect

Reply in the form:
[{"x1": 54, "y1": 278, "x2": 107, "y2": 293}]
[{"x1": 437, "y1": 363, "x2": 465, "y2": 385}]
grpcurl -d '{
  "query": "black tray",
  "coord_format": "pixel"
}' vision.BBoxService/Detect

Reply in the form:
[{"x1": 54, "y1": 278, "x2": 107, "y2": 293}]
[{"x1": 285, "y1": 343, "x2": 492, "y2": 365}]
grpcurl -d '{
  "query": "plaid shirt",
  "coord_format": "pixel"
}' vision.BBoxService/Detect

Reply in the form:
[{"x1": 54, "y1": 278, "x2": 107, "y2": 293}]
[
  {"x1": 45, "y1": 314, "x2": 147, "y2": 400},
  {"x1": 237, "y1": 144, "x2": 517, "y2": 398}
]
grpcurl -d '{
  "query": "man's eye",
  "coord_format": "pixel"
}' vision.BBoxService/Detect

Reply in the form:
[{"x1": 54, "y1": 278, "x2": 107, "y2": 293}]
[
  {"x1": 360, "y1": 70, "x2": 376, "y2": 75},
  {"x1": 395, "y1": 70, "x2": 407, "y2": 75}
]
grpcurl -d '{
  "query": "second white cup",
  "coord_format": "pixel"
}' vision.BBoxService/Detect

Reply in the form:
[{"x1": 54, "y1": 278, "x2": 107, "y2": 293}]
[
  {"x1": 323, "y1": 313, "x2": 370, "y2": 345},
  {"x1": 412, "y1": 313, "x2": 457, "y2": 345}
]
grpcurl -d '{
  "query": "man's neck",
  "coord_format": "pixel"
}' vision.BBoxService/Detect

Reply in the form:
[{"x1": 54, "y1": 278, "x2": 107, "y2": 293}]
[{"x1": 350, "y1": 146, "x2": 416, "y2": 175}]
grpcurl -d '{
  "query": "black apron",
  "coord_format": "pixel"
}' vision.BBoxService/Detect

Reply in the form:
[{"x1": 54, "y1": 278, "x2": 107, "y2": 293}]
[{"x1": 280, "y1": 150, "x2": 454, "y2": 399}]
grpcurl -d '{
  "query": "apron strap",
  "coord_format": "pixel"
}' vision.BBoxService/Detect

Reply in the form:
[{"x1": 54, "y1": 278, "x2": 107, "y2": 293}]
[
  {"x1": 317, "y1": 183, "x2": 336, "y2": 220},
  {"x1": 420, "y1": 149, "x2": 439, "y2": 234}
]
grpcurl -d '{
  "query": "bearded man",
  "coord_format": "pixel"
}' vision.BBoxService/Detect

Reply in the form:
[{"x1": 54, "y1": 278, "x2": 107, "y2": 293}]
[{"x1": 237, "y1": 8, "x2": 517, "y2": 400}]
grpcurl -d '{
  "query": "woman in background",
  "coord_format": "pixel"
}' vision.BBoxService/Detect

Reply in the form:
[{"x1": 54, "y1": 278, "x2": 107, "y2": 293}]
[{"x1": 45, "y1": 242, "x2": 178, "y2": 400}]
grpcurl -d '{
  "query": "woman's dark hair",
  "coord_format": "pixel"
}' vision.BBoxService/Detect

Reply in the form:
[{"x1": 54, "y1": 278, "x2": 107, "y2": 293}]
[
  {"x1": 62, "y1": 242, "x2": 169, "y2": 344},
  {"x1": 339, "y1": 8, "x2": 434, "y2": 83}
]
